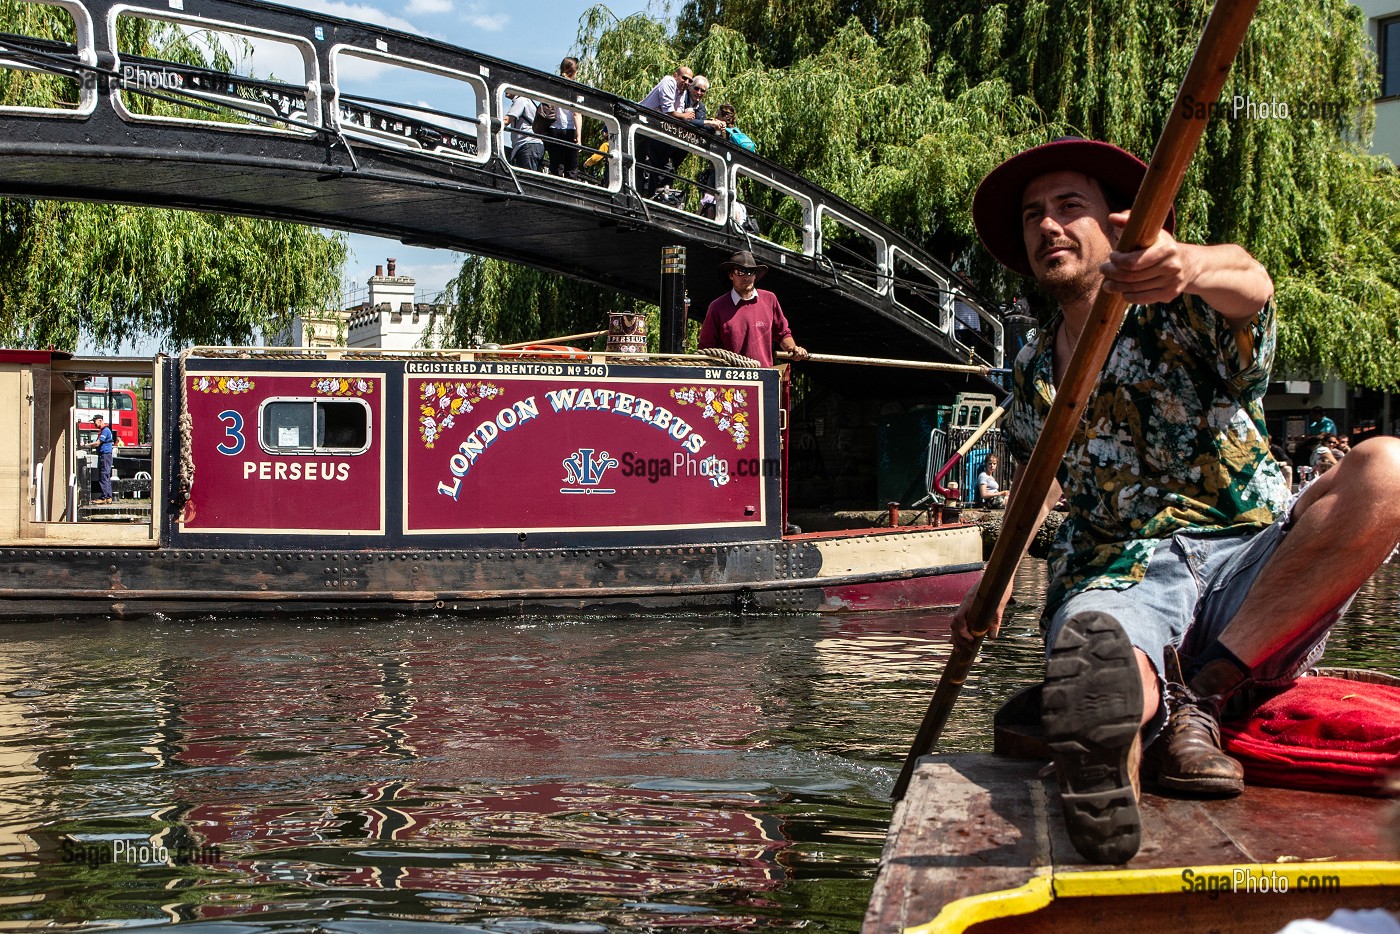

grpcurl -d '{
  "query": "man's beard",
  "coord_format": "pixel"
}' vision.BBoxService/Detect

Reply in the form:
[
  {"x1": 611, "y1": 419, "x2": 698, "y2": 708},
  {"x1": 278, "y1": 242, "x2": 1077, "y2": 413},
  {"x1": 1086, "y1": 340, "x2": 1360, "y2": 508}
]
[{"x1": 1036, "y1": 254, "x2": 1103, "y2": 307}]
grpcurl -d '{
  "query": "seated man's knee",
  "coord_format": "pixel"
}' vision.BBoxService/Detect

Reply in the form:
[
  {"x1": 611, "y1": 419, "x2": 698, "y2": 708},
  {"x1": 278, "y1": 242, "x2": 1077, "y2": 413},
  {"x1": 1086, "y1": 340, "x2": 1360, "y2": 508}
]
[{"x1": 1342, "y1": 436, "x2": 1400, "y2": 490}]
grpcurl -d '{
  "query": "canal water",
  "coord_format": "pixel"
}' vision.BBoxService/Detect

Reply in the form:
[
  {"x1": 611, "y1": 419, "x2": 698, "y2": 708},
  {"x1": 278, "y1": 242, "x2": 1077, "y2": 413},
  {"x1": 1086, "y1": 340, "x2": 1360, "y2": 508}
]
[{"x1": 0, "y1": 562, "x2": 1395, "y2": 931}]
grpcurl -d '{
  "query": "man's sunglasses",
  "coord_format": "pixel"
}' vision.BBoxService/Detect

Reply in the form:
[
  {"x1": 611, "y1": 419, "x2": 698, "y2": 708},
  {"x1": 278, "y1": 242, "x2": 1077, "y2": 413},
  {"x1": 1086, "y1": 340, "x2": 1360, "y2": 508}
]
[{"x1": 732, "y1": 268, "x2": 758, "y2": 276}]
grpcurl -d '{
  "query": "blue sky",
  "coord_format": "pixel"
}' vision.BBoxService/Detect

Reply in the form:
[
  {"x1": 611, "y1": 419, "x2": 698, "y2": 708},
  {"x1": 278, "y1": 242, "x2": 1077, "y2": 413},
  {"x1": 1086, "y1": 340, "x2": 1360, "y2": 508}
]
[{"x1": 280, "y1": 0, "x2": 667, "y2": 304}]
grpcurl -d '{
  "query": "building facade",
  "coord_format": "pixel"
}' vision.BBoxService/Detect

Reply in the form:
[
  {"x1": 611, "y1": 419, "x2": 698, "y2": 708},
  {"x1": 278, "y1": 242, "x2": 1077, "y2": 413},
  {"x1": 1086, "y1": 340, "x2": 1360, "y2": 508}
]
[
  {"x1": 268, "y1": 259, "x2": 453, "y2": 351},
  {"x1": 1360, "y1": 0, "x2": 1400, "y2": 161},
  {"x1": 346, "y1": 258, "x2": 451, "y2": 351}
]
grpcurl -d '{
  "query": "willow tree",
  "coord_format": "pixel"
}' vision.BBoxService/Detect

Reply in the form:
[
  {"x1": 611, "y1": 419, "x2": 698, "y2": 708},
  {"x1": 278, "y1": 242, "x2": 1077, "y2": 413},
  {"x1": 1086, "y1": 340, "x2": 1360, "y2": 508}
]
[
  {"x1": 439, "y1": 256, "x2": 655, "y2": 348},
  {"x1": 675, "y1": 0, "x2": 921, "y2": 68},
  {"x1": 674, "y1": 0, "x2": 1400, "y2": 388},
  {"x1": 448, "y1": 10, "x2": 1048, "y2": 344},
  {"x1": 438, "y1": 8, "x2": 676, "y2": 345},
  {"x1": 0, "y1": 0, "x2": 345, "y2": 350}
]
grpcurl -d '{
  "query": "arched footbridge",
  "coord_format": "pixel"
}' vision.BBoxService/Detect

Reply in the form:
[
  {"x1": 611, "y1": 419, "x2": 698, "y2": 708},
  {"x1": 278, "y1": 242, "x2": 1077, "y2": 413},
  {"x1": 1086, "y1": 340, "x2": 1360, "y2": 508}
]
[{"x1": 0, "y1": 0, "x2": 1004, "y2": 375}]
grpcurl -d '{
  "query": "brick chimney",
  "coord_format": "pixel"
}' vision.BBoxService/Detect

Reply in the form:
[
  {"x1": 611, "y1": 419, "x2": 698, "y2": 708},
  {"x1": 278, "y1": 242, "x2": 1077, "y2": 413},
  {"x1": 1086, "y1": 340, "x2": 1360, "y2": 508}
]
[{"x1": 387, "y1": 257, "x2": 397, "y2": 277}]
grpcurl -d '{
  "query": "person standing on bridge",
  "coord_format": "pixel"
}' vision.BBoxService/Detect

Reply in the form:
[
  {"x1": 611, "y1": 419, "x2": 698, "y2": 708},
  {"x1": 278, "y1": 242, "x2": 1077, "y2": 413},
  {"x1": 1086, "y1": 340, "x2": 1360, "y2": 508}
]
[
  {"x1": 699, "y1": 251, "x2": 809, "y2": 367},
  {"x1": 956, "y1": 136, "x2": 1400, "y2": 864},
  {"x1": 504, "y1": 93, "x2": 544, "y2": 172},
  {"x1": 681, "y1": 76, "x2": 725, "y2": 132},
  {"x1": 637, "y1": 64, "x2": 693, "y2": 197},
  {"x1": 544, "y1": 57, "x2": 582, "y2": 180}
]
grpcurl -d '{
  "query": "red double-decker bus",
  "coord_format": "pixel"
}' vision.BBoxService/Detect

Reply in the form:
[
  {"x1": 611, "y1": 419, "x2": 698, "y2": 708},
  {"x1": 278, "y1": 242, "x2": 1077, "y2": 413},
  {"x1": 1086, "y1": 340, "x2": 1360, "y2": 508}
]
[{"x1": 75, "y1": 388, "x2": 140, "y2": 447}]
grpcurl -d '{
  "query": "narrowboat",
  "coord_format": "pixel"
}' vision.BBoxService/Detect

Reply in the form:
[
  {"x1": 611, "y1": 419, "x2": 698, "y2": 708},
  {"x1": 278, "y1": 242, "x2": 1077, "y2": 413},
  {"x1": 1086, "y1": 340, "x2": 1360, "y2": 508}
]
[{"x1": 0, "y1": 346, "x2": 983, "y2": 619}]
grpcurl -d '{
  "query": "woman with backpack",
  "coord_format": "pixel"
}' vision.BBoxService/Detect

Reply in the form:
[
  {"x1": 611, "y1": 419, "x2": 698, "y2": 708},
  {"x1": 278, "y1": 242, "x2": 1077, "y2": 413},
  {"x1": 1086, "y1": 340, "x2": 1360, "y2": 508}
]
[{"x1": 700, "y1": 103, "x2": 756, "y2": 220}]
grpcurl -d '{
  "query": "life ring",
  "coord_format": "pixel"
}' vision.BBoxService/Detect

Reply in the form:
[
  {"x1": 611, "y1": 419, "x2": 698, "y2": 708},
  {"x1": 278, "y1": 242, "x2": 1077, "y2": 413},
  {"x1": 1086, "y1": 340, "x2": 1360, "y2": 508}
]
[{"x1": 494, "y1": 344, "x2": 592, "y2": 360}]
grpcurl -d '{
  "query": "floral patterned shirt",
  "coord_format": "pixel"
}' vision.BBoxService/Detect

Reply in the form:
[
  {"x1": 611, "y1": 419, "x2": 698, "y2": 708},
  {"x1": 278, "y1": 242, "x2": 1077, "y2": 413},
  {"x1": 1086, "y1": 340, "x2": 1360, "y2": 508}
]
[{"x1": 1005, "y1": 295, "x2": 1291, "y2": 615}]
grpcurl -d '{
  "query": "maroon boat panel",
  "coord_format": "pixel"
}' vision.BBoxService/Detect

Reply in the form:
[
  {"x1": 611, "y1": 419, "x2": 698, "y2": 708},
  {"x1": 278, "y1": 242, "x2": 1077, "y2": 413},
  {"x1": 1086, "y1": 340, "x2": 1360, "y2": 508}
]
[
  {"x1": 404, "y1": 372, "x2": 770, "y2": 534},
  {"x1": 180, "y1": 371, "x2": 386, "y2": 534}
]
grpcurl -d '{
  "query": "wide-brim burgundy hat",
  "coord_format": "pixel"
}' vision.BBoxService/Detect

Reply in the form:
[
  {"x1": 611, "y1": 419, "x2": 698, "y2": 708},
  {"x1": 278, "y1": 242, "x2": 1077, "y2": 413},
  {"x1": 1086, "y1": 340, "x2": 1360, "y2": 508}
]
[
  {"x1": 719, "y1": 250, "x2": 768, "y2": 281},
  {"x1": 972, "y1": 137, "x2": 1175, "y2": 277}
]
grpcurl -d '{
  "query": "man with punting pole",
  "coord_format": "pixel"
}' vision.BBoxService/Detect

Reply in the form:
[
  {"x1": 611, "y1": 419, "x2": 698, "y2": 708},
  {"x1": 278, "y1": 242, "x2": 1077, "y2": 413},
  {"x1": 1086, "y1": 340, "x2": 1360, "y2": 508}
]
[{"x1": 955, "y1": 136, "x2": 1400, "y2": 863}]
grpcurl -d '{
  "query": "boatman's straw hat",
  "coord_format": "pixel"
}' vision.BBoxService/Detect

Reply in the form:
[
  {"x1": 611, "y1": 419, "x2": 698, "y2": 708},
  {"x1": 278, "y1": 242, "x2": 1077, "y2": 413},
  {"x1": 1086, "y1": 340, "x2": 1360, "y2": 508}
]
[
  {"x1": 719, "y1": 250, "x2": 768, "y2": 282},
  {"x1": 971, "y1": 137, "x2": 1176, "y2": 277}
]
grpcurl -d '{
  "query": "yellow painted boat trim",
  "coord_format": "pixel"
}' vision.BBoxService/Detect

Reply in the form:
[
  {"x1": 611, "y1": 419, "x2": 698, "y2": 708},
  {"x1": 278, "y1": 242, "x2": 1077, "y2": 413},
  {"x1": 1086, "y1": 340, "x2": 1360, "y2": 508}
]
[
  {"x1": 904, "y1": 875, "x2": 1053, "y2": 934},
  {"x1": 904, "y1": 861, "x2": 1400, "y2": 934}
]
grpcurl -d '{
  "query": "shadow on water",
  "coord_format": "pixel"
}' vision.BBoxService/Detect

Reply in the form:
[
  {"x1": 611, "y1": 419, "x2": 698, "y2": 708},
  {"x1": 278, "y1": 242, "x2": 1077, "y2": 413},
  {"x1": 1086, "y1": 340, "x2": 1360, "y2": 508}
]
[{"x1": 0, "y1": 561, "x2": 1393, "y2": 931}]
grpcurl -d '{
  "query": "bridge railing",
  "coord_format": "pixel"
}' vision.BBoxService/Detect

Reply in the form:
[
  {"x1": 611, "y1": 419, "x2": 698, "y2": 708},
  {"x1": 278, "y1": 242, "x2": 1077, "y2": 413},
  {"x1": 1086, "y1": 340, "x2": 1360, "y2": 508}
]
[{"x1": 1, "y1": 0, "x2": 1004, "y2": 367}]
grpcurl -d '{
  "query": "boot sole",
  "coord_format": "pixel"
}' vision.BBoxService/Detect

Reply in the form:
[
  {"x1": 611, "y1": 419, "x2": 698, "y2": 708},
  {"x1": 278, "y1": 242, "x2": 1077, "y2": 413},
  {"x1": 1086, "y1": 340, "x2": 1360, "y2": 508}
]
[
  {"x1": 1042, "y1": 611, "x2": 1143, "y2": 864},
  {"x1": 1152, "y1": 772, "x2": 1244, "y2": 797}
]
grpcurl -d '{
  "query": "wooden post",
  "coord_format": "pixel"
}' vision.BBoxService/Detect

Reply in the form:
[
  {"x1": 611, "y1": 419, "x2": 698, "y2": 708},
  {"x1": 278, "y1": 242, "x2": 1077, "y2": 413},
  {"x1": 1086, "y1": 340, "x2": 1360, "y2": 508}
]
[{"x1": 659, "y1": 245, "x2": 687, "y2": 354}]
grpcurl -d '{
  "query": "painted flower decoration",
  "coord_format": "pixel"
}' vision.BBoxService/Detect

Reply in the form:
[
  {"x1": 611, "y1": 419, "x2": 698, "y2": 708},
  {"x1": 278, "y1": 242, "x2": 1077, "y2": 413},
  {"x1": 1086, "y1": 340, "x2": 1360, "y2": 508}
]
[
  {"x1": 311, "y1": 377, "x2": 375, "y2": 397},
  {"x1": 192, "y1": 375, "x2": 254, "y2": 394},
  {"x1": 670, "y1": 385, "x2": 753, "y2": 449},
  {"x1": 418, "y1": 380, "x2": 503, "y2": 447}
]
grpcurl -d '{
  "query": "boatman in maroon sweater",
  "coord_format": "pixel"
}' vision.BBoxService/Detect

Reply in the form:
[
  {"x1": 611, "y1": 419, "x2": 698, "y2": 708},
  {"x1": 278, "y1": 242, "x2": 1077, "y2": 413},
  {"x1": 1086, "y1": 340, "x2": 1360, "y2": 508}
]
[{"x1": 699, "y1": 251, "x2": 809, "y2": 366}]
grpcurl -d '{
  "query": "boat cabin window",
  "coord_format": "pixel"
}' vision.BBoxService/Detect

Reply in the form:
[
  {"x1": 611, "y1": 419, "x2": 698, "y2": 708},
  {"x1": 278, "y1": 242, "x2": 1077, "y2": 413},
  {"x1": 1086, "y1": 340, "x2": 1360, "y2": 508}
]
[
  {"x1": 259, "y1": 398, "x2": 371, "y2": 454},
  {"x1": 76, "y1": 391, "x2": 135, "y2": 411}
]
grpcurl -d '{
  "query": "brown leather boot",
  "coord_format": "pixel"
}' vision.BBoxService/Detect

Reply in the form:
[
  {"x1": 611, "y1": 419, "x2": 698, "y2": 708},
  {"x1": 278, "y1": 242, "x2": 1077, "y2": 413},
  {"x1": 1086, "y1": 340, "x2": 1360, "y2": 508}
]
[{"x1": 1151, "y1": 680, "x2": 1245, "y2": 796}]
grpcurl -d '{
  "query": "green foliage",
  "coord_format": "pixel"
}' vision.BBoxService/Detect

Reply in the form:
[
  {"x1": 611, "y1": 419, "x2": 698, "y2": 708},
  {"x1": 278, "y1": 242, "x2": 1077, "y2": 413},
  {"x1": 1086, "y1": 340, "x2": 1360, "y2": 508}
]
[
  {"x1": 441, "y1": 257, "x2": 655, "y2": 348},
  {"x1": 0, "y1": 0, "x2": 345, "y2": 351},
  {"x1": 674, "y1": 0, "x2": 921, "y2": 68}
]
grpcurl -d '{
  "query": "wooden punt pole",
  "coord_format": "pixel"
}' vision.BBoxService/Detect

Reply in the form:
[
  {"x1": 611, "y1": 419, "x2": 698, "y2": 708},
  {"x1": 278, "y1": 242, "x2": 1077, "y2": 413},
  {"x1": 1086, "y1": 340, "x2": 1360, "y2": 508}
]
[
  {"x1": 497, "y1": 329, "x2": 607, "y2": 349},
  {"x1": 775, "y1": 351, "x2": 988, "y2": 374},
  {"x1": 892, "y1": 0, "x2": 1263, "y2": 801}
]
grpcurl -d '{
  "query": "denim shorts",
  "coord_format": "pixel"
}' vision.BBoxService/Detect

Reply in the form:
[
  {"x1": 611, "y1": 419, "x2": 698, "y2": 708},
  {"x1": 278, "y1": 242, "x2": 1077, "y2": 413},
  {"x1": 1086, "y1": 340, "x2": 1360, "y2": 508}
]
[{"x1": 1046, "y1": 505, "x2": 1350, "y2": 733}]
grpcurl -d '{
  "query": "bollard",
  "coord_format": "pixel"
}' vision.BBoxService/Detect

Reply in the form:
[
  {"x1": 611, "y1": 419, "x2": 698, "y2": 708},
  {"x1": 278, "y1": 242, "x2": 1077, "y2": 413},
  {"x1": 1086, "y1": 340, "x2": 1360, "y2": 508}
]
[{"x1": 659, "y1": 245, "x2": 686, "y2": 354}]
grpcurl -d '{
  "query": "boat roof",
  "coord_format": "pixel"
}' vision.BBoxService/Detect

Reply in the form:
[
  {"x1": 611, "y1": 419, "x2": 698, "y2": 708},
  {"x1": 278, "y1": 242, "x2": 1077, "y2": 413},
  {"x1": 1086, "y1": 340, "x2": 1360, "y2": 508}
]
[{"x1": 0, "y1": 348, "x2": 71, "y2": 364}]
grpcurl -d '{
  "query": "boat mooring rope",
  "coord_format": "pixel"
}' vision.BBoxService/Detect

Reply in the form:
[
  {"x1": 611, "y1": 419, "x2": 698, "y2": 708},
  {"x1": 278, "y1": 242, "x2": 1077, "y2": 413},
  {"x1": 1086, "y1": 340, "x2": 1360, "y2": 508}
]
[
  {"x1": 177, "y1": 349, "x2": 193, "y2": 509},
  {"x1": 698, "y1": 347, "x2": 763, "y2": 368}
]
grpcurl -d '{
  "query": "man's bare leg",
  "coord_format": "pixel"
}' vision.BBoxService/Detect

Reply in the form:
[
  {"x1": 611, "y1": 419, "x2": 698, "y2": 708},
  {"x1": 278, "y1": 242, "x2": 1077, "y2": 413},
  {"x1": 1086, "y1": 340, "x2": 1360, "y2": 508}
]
[
  {"x1": 1136, "y1": 650, "x2": 1159, "y2": 728},
  {"x1": 1218, "y1": 437, "x2": 1400, "y2": 668},
  {"x1": 1157, "y1": 438, "x2": 1400, "y2": 797}
]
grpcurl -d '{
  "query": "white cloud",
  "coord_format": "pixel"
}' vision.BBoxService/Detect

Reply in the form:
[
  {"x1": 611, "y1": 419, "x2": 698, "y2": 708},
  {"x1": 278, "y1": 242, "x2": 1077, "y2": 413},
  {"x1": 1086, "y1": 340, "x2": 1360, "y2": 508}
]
[
  {"x1": 274, "y1": 0, "x2": 422, "y2": 36},
  {"x1": 465, "y1": 12, "x2": 508, "y2": 31},
  {"x1": 333, "y1": 52, "x2": 394, "y2": 84},
  {"x1": 463, "y1": 3, "x2": 508, "y2": 32},
  {"x1": 406, "y1": 0, "x2": 454, "y2": 13}
]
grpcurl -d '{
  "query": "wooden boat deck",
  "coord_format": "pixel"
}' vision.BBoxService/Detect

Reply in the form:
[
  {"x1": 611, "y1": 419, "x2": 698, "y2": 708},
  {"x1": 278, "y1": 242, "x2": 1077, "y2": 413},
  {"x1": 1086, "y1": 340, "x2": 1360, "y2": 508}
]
[{"x1": 866, "y1": 753, "x2": 1400, "y2": 934}]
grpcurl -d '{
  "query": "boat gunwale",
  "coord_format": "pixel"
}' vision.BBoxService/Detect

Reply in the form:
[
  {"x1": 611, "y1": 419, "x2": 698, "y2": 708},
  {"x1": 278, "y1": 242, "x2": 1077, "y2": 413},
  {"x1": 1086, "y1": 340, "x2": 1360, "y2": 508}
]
[{"x1": 906, "y1": 861, "x2": 1400, "y2": 934}]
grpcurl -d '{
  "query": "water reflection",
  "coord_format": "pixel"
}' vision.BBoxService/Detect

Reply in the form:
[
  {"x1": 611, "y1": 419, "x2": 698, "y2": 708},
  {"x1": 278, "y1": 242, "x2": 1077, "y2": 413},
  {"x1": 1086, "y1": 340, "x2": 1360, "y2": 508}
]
[{"x1": 0, "y1": 561, "x2": 1392, "y2": 931}]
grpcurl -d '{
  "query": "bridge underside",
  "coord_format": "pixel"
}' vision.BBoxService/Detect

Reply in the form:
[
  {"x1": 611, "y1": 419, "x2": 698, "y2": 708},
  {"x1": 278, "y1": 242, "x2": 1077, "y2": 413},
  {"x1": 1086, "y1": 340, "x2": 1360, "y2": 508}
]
[
  {"x1": 0, "y1": 140, "x2": 984, "y2": 383},
  {"x1": 0, "y1": 0, "x2": 1002, "y2": 394}
]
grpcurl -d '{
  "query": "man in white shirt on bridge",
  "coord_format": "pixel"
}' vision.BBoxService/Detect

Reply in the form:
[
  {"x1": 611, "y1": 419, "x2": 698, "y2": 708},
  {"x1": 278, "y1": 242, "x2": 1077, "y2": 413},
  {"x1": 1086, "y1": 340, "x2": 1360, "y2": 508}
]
[
  {"x1": 637, "y1": 64, "x2": 694, "y2": 197},
  {"x1": 504, "y1": 93, "x2": 544, "y2": 172}
]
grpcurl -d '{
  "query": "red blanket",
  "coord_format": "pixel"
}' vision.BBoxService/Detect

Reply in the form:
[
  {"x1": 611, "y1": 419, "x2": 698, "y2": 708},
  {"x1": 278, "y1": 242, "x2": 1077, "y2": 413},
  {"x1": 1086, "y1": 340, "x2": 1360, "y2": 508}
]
[{"x1": 1221, "y1": 675, "x2": 1400, "y2": 794}]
